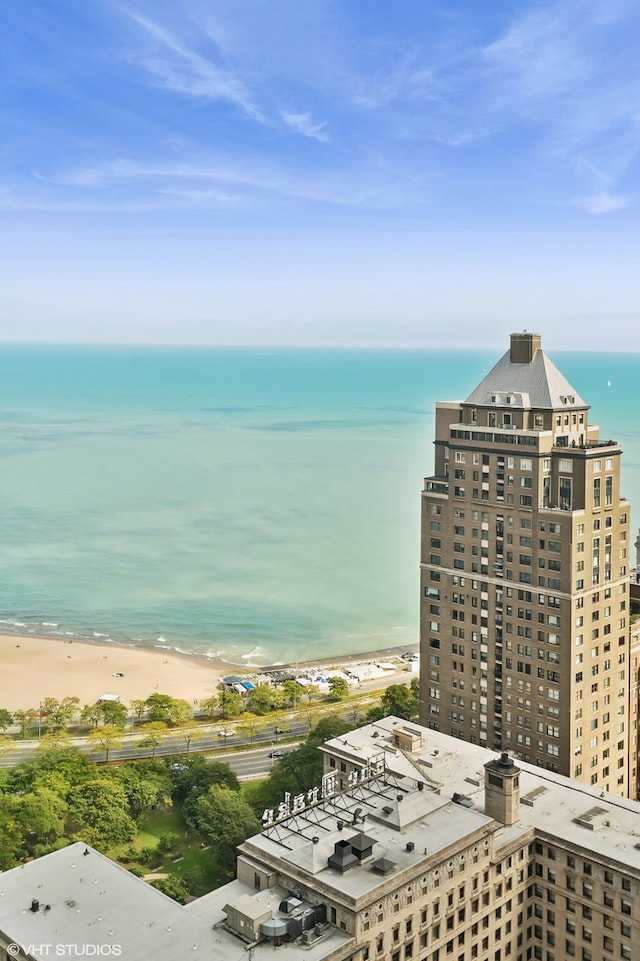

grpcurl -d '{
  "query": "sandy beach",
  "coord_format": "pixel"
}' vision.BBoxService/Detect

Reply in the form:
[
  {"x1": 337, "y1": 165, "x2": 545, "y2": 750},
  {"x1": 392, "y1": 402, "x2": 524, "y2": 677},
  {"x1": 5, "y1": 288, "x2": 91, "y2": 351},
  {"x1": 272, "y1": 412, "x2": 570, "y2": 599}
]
[
  {"x1": 0, "y1": 632, "x2": 416, "y2": 714},
  {"x1": 0, "y1": 634, "x2": 225, "y2": 712}
]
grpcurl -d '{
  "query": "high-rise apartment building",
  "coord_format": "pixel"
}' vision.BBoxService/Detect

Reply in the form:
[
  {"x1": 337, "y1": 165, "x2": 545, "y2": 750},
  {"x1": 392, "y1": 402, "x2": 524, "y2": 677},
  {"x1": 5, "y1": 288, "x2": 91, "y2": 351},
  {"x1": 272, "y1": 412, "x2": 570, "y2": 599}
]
[{"x1": 419, "y1": 332, "x2": 631, "y2": 795}]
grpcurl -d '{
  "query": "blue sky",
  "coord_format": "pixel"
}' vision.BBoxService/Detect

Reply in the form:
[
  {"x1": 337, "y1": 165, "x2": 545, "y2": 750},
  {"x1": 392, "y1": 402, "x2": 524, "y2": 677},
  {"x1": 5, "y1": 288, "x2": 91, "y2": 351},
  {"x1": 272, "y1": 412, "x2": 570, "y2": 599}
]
[{"x1": 2, "y1": 0, "x2": 640, "y2": 349}]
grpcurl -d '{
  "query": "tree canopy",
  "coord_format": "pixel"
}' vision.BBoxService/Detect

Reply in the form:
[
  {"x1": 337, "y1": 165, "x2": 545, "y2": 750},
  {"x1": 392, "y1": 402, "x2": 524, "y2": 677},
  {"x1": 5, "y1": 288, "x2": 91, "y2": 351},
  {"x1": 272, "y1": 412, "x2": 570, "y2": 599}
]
[
  {"x1": 184, "y1": 785, "x2": 260, "y2": 873},
  {"x1": 68, "y1": 779, "x2": 137, "y2": 850},
  {"x1": 145, "y1": 694, "x2": 193, "y2": 726},
  {"x1": 327, "y1": 676, "x2": 349, "y2": 701}
]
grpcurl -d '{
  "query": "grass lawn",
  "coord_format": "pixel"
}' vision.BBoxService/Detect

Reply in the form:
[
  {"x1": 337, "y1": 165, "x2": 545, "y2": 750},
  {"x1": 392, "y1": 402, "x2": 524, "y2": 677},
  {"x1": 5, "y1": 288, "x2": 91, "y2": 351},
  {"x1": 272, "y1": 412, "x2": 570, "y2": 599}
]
[
  {"x1": 108, "y1": 802, "x2": 229, "y2": 896},
  {"x1": 240, "y1": 778, "x2": 267, "y2": 806}
]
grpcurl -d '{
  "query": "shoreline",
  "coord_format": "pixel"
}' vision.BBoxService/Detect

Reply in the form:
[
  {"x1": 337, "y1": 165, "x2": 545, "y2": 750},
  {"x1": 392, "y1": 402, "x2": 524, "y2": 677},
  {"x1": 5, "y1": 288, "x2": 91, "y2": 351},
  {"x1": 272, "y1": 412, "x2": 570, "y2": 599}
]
[{"x1": 0, "y1": 631, "x2": 417, "y2": 713}]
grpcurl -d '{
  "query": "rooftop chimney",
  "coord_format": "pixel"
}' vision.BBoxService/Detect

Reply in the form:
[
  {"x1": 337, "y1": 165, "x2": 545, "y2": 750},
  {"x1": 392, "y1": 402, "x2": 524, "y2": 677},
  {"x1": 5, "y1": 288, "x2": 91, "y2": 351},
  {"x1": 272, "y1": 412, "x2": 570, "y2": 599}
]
[
  {"x1": 484, "y1": 752, "x2": 521, "y2": 826},
  {"x1": 510, "y1": 331, "x2": 541, "y2": 365}
]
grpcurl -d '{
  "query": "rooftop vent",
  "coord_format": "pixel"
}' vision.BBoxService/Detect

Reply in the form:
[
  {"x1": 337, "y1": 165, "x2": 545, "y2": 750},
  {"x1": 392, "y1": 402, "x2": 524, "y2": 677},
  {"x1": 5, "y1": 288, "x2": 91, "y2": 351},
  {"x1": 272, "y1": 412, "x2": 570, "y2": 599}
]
[
  {"x1": 372, "y1": 857, "x2": 396, "y2": 875},
  {"x1": 573, "y1": 806, "x2": 609, "y2": 831},
  {"x1": 327, "y1": 839, "x2": 358, "y2": 874},
  {"x1": 521, "y1": 786, "x2": 547, "y2": 807},
  {"x1": 452, "y1": 793, "x2": 474, "y2": 808}
]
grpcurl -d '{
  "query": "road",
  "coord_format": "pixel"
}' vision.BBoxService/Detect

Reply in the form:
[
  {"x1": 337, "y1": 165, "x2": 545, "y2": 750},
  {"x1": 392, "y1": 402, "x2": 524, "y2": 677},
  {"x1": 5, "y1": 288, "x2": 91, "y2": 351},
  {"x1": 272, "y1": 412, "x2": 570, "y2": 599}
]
[
  {"x1": 214, "y1": 745, "x2": 299, "y2": 781},
  {"x1": 0, "y1": 667, "x2": 415, "y2": 768},
  {"x1": 0, "y1": 718, "x2": 309, "y2": 767}
]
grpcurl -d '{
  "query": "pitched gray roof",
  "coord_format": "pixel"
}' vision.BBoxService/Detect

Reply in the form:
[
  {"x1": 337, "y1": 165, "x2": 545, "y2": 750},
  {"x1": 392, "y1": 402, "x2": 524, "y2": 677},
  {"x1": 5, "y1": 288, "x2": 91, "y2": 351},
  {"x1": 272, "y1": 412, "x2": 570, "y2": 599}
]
[{"x1": 464, "y1": 347, "x2": 587, "y2": 410}]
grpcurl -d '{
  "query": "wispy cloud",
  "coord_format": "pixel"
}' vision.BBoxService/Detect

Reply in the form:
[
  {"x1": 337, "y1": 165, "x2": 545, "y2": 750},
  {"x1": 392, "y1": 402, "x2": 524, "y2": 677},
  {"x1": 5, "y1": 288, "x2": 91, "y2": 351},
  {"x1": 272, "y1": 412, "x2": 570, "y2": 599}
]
[
  {"x1": 478, "y1": 0, "x2": 640, "y2": 208},
  {"x1": 34, "y1": 155, "x2": 412, "y2": 211},
  {"x1": 121, "y1": 4, "x2": 332, "y2": 144},
  {"x1": 280, "y1": 111, "x2": 329, "y2": 142},
  {"x1": 575, "y1": 192, "x2": 630, "y2": 215},
  {"x1": 123, "y1": 7, "x2": 264, "y2": 121}
]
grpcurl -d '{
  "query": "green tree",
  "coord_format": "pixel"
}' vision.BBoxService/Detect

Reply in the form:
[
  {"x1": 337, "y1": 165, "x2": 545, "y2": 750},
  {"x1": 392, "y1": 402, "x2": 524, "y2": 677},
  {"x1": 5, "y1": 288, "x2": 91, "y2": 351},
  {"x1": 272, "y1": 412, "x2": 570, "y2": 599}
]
[
  {"x1": 88, "y1": 725, "x2": 123, "y2": 763},
  {"x1": 307, "y1": 716, "x2": 352, "y2": 747},
  {"x1": 199, "y1": 694, "x2": 219, "y2": 719},
  {"x1": 252, "y1": 743, "x2": 323, "y2": 813},
  {"x1": 109, "y1": 761, "x2": 172, "y2": 821},
  {"x1": 145, "y1": 694, "x2": 192, "y2": 726},
  {"x1": 270, "y1": 687, "x2": 286, "y2": 710},
  {"x1": 172, "y1": 757, "x2": 239, "y2": 802},
  {"x1": 219, "y1": 688, "x2": 244, "y2": 718},
  {"x1": 157, "y1": 831, "x2": 180, "y2": 853},
  {"x1": 246, "y1": 684, "x2": 273, "y2": 715},
  {"x1": 138, "y1": 721, "x2": 168, "y2": 759},
  {"x1": 185, "y1": 785, "x2": 260, "y2": 873},
  {"x1": 169, "y1": 698, "x2": 193, "y2": 726},
  {"x1": 327, "y1": 676, "x2": 349, "y2": 701},
  {"x1": 144, "y1": 693, "x2": 175, "y2": 723},
  {"x1": 149, "y1": 875, "x2": 189, "y2": 903},
  {"x1": 0, "y1": 708, "x2": 13, "y2": 732},
  {"x1": 7, "y1": 747, "x2": 93, "y2": 801},
  {"x1": 0, "y1": 803, "x2": 24, "y2": 869},
  {"x1": 99, "y1": 700, "x2": 128, "y2": 729},
  {"x1": 40, "y1": 696, "x2": 80, "y2": 731},
  {"x1": 281, "y1": 680, "x2": 303, "y2": 707},
  {"x1": 177, "y1": 726, "x2": 202, "y2": 754},
  {"x1": 38, "y1": 730, "x2": 73, "y2": 752},
  {"x1": 130, "y1": 699, "x2": 147, "y2": 725},
  {"x1": 380, "y1": 682, "x2": 419, "y2": 720},
  {"x1": 80, "y1": 702, "x2": 102, "y2": 728},
  {"x1": 365, "y1": 704, "x2": 385, "y2": 722},
  {"x1": 239, "y1": 717, "x2": 265, "y2": 745},
  {"x1": 14, "y1": 787, "x2": 67, "y2": 854},
  {"x1": 68, "y1": 779, "x2": 137, "y2": 850},
  {"x1": 13, "y1": 708, "x2": 37, "y2": 739},
  {"x1": 303, "y1": 684, "x2": 320, "y2": 704}
]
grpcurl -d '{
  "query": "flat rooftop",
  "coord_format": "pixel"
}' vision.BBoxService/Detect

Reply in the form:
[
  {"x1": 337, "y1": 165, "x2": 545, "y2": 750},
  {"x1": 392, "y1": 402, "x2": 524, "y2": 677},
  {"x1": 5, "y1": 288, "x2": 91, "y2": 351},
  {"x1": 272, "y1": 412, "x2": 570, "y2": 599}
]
[
  {"x1": 0, "y1": 843, "x2": 214, "y2": 960},
  {"x1": 321, "y1": 718, "x2": 640, "y2": 873}
]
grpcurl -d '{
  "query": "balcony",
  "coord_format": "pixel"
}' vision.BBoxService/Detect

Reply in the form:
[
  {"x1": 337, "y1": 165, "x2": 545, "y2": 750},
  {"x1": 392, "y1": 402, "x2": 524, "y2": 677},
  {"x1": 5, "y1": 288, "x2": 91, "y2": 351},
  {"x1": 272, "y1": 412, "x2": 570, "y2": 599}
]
[{"x1": 425, "y1": 480, "x2": 449, "y2": 495}]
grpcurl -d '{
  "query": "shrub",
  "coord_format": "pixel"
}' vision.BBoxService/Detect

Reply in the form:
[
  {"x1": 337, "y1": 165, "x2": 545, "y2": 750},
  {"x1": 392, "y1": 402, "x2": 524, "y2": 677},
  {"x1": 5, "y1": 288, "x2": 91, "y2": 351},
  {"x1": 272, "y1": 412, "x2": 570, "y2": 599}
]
[
  {"x1": 139, "y1": 846, "x2": 159, "y2": 863},
  {"x1": 158, "y1": 832, "x2": 180, "y2": 853}
]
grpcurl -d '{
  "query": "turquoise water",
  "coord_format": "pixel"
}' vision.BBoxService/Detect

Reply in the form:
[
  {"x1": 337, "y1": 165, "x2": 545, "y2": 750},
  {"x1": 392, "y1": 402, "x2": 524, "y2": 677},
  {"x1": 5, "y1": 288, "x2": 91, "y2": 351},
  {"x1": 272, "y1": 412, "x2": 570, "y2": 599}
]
[{"x1": 0, "y1": 345, "x2": 638, "y2": 666}]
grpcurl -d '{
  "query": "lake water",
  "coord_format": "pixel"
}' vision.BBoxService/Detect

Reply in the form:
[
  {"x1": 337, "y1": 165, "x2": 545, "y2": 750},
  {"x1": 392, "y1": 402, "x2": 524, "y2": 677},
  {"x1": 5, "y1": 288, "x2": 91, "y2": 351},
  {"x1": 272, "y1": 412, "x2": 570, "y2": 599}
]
[{"x1": 0, "y1": 344, "x2": 637, "y2": 666}]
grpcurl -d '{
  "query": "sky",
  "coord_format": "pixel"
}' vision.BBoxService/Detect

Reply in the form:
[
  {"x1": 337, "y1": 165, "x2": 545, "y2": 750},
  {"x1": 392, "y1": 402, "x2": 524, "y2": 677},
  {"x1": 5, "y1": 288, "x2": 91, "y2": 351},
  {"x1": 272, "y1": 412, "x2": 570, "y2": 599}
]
[{"x1": 2, "y1": 0, "x2": 640, "y2": 350}]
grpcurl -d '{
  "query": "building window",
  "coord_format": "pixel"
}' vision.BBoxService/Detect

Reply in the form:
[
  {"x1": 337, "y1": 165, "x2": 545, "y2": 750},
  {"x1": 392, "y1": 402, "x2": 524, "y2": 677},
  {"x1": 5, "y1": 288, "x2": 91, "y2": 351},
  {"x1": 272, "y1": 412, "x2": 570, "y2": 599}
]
[{"x1": 605, "y1": 476, "x2": 613, "y2": 506}]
